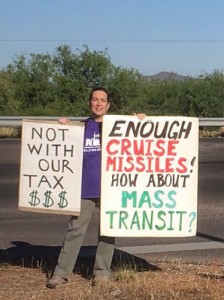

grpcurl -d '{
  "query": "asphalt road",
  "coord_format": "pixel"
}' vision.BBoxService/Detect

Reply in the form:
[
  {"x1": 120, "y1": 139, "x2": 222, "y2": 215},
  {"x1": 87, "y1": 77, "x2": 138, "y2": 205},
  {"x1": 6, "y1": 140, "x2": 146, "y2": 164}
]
[{"x1": 0, "y1": 138, "x2": 223, "y2": 269}]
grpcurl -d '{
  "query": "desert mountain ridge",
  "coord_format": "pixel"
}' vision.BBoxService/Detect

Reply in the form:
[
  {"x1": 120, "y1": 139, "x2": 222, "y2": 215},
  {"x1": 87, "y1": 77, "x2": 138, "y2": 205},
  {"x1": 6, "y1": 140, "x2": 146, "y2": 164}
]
[{"x1": 144, "y1": 71, "x2": 190, "y2": 81}]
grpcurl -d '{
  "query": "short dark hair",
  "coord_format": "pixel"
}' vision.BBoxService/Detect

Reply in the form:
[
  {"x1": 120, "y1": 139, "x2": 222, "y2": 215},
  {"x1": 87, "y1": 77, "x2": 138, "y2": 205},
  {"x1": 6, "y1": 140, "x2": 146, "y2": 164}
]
[{"x1": 89, "y1": 87, "x2": 110, "y2": 102}]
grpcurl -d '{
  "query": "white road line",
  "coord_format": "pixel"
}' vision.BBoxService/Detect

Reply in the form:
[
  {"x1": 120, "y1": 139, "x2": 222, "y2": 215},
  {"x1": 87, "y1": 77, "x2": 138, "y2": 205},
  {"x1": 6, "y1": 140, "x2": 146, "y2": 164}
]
[
  {"x1": 79, "y1": 241, "x2": 224, "y2": 257},
  {"x1": 117, "y1": 241, "x2": 224, "y2": 254}
]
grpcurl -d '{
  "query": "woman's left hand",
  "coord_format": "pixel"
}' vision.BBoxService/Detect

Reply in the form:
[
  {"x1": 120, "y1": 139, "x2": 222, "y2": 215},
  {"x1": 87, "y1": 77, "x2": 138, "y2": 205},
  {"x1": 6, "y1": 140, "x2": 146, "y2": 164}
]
[{"x1": 133, "y1": 113, "x2": 146, "y2": 120}]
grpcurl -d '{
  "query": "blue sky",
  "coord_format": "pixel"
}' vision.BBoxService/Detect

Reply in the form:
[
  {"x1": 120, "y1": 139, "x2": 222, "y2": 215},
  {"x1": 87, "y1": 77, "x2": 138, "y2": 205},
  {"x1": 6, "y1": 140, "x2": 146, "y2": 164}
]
[{"x1": 0, "y1": 0, "x2": 224, "y2": 77}]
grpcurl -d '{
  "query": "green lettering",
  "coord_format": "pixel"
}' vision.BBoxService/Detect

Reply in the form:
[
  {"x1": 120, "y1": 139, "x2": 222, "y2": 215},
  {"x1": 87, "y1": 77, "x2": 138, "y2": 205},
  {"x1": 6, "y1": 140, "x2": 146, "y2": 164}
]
[
  {"x1": 176, "y1": 211, "x2": 187, "y2": 231},
  {"x1": 153, "y1": 190, "x2": 164, "y2": 208},
  {"x1": 155, "y1": 210, "x2": 166, "y2": 230},
  {"x1": 130, "y1": 211, "x2": 141, "y2": 230},
  {"x1": 119, "y1": 211, "x2": 129, "y2": 229},
  {"x1": 167, "y1": 211, "x2": 175, "y2": 231},
  {"x1": 105, "y1": 211, "x2": 117, "y2": 229},
  {"x1": 166, "y1": 190, "x2": 177, "y2": 209},
  {"x1": 138, "y1": 191, "x2": 152, "y2": 208},
  {"x1": 121, "y1": 191, "x2": 137, "y2": 208},
  {"x1": 142, "y1": 210, "x2": 153, "y2": 230}
]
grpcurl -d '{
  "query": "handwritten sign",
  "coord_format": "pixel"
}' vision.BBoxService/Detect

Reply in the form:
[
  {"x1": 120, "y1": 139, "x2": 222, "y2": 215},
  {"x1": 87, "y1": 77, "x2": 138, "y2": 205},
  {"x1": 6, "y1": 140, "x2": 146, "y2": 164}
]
[
  {"x1": 19, "y1": 120, "x2": 84, "y2": 215},
  {"x1": 100, "y1": 116, "x2": 198, "y2": 237}
]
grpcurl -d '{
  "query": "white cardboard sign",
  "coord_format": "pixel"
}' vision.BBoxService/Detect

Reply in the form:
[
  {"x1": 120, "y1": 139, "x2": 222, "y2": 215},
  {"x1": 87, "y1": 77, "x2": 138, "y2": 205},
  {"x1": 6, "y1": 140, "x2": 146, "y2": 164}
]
[
  {"x1": 100, "y1": 115, "x2": 198, "y2": 237},
  {"x1": 19, "y1": 120, "x2": 84, "y2": 215}
]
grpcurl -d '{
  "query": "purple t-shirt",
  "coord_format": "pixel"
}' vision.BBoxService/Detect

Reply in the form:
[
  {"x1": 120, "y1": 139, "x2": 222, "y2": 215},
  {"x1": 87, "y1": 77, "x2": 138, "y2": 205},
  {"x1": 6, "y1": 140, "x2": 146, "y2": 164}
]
[{"x1": 81, "y1": 118, "x2": 102, "y2": 199}]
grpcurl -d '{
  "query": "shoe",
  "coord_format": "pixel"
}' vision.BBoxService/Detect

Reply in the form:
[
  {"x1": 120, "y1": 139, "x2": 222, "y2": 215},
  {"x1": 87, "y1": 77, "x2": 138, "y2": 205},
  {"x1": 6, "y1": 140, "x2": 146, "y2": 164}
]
[{"x1": 46, "y1": 275, "x2": 68, "y2": 289}]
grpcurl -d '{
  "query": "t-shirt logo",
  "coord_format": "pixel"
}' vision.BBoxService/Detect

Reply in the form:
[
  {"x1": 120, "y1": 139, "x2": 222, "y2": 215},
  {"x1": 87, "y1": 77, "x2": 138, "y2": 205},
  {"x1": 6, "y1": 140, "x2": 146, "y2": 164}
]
[{"x1": 84, "y1": 132, "x2": 101, "y2": 152}]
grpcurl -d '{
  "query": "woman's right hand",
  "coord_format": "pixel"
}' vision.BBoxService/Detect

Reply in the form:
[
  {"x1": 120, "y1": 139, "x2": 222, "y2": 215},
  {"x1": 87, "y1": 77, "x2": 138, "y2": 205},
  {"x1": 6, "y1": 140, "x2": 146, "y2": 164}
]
[{"x1": 58, "y1": 117, "x2": 70, "y2": 125}]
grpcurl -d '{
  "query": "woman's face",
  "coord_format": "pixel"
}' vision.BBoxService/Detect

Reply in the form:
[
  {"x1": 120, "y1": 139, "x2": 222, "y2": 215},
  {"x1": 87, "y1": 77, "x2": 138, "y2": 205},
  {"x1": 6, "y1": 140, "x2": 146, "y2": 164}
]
[{"x1": 89, "y1": 90, "x2": 110, "y2": 120}]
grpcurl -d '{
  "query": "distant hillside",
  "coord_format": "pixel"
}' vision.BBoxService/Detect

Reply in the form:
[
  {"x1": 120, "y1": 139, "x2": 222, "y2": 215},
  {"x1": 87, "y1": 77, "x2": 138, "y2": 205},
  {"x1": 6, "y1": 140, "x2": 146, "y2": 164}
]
[{"x1": 144, "y1": 71, "x2": 190, "y2": 82}]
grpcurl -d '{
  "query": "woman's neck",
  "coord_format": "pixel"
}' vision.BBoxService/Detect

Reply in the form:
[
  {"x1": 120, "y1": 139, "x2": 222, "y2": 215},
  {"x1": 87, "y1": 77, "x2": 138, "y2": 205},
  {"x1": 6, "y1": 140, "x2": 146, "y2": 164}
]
[{"x1": 92, "y1": 114, "x2": 104, "y2": 122}]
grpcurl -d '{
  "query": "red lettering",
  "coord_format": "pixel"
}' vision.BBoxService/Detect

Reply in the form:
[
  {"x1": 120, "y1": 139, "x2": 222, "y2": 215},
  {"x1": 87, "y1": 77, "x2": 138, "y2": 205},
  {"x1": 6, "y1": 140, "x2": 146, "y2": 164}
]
[
  {"x1": 117, "y1": 156, "x2": 123, "y2": 172},
  {"x1": 121, "y1": 139, "x2": 132, "y2": 155},
  {"x1": 165, "y1": 158, "x2": 175, "y2": 172},
  {"x1": 135, "y1": 156, "x2": 146, "y2": 172},
  {"x1": 155, "y1": 157, "x2": 165, "y2": 172},
  {"x1": 106, "y1": 156, "x2": 116, "y2": 171},
  {"x1": 145, "y1": 139, "x2": 154, "y2": 155},
  {"x1": 124, "y1": 156, "x2": 134, "y2": 172},
  {"x1": 176, "y1": 157, "x2": 188, "y2": 173},
  {"x1": 167, "y1": 140, "x2": 179, "y2": 156},
  {"x1": 133, "y1": 140, "x2": 145, "y2": 155},
  {"x1": 106, "y1": 139, "x2": 119, "y2": 155},
  {"x1": 153, "y1": 139, "x2": 165, "y2": 156},
  {"x1": 146, "y1": 157, "x2": 154, "y2": 172}
]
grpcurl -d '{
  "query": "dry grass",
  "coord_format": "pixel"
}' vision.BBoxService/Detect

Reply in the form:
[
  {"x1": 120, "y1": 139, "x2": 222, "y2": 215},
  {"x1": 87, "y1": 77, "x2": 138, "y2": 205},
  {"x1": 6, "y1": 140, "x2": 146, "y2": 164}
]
[
  {"x1": 0, "y1": 260, "x2": 223, "y2": 300},
  {"x1": 199, "y1": 126, "x2": 224, "y2": 138},
  {"x1": 0, "y1": 127, "x2": 21, "y2": 138}
]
